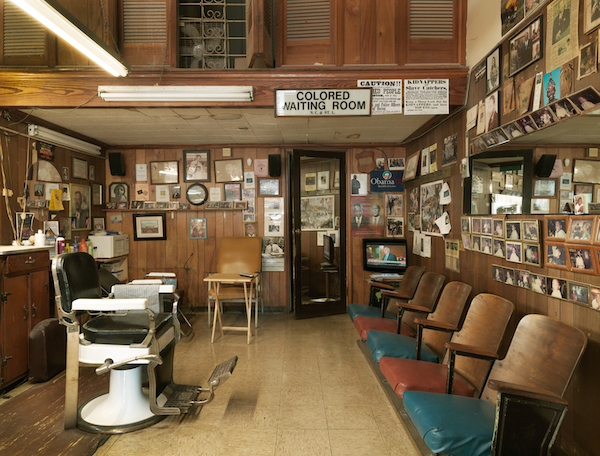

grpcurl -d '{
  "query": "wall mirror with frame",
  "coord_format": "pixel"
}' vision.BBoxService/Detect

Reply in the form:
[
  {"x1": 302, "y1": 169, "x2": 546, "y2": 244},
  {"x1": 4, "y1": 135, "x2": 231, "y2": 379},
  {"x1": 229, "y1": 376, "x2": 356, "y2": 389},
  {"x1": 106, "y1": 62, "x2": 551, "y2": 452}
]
[{"x1": 463, "y1": 149, "x2": 533, "y2": 215}]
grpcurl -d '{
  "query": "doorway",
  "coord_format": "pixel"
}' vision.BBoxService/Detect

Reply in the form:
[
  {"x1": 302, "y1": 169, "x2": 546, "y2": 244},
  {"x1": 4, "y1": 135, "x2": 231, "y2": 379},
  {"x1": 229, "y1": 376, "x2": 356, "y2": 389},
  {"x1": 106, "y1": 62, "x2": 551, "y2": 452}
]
[{"x1": 289, "y1": 149, "x2": 346, "y2": 319}]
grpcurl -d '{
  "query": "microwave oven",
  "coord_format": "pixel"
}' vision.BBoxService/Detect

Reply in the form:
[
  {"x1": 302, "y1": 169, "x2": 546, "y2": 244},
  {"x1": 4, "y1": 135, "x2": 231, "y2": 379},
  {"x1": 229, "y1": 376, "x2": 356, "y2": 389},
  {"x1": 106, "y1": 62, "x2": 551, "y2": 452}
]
[{"x1": 88, "y1": 234, "x2": 129, "y2": 259}]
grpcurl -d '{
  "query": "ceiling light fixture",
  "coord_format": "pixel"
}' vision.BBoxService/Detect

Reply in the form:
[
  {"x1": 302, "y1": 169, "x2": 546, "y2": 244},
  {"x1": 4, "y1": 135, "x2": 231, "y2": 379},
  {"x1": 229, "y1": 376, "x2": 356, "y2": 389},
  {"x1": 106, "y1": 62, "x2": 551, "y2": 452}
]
[
  {"x1": 97, "y1": 86, "x2": 254, "y2": 102},
  {"x1": 8, "y1": 0, "x2": 130, "y2": 77},
  {"x1": 28, "y1": 124, "x2": 102, "y2": 156}
]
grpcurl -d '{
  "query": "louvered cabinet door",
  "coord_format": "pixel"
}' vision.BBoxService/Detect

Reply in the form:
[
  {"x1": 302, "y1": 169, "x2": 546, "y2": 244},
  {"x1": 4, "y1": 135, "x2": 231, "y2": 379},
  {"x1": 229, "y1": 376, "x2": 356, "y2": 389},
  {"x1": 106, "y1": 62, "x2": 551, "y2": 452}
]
[
  {"x1": 0, "y1": 0, "x2": 49, "y2": 66},
  {"x1": 121, "y1": 0, "x2": 168, "y2": 66}
]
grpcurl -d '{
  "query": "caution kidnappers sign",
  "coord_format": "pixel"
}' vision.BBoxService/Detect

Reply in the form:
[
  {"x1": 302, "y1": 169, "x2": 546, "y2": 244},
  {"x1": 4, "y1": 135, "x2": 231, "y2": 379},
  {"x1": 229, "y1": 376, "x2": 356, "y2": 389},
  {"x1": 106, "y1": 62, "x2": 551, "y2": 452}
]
[{"x1": 275, "y1": 88, "x2": 372, "y2": 117}]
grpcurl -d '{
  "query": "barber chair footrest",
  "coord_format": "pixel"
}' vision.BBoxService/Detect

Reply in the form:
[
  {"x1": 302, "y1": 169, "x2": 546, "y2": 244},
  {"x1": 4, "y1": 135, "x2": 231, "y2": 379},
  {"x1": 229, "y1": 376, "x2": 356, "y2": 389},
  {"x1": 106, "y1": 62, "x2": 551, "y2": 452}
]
[{"x1": 162, "y1": 383, "x2": 201, "y2": 412}]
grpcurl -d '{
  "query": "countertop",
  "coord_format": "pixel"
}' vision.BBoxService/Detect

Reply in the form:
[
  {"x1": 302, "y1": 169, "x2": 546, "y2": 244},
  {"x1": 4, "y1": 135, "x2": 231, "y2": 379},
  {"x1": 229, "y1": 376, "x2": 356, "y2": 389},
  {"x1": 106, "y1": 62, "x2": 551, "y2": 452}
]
[{"x1": 0, "y1": 245, "x2": 53, "y2": 255}]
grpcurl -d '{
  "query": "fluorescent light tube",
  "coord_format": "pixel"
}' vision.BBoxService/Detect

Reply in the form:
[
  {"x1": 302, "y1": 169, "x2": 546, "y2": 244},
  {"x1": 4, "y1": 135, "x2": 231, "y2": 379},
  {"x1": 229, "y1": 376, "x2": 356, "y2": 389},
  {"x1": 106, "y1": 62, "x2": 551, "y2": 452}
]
[
  {"x1": 28, "y1": 124, "x2": 102, "y2": 156},
  {"x1": 98, "y1": 86, "x2": 254, "y2": 102},
  {"x1": 8, "y1": 0, "x2": 130, "y2": 77}
]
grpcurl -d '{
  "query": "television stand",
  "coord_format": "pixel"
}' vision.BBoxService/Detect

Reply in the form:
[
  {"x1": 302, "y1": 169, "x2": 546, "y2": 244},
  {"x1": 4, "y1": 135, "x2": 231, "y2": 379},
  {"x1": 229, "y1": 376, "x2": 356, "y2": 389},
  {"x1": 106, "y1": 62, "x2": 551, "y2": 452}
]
[{"x1": 309, "y1": 264, "x2": 338, "y2": 303}]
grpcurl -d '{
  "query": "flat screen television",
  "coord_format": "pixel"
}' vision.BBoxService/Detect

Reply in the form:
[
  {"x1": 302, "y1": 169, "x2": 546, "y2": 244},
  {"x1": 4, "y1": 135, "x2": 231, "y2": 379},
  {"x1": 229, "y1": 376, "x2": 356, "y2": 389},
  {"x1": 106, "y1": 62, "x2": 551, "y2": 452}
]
[
  {"x1": 323, "y1": 234, "x2": 334, "y2": 263},
  {"x1": 363, "y1": 238, "x2": 407, "y2": 274}
]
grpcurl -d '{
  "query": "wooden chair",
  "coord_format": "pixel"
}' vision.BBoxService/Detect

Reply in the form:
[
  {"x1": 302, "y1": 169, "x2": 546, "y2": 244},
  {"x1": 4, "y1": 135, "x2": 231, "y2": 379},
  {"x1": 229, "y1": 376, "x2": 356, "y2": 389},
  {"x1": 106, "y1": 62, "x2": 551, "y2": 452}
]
[
  {"x1": 353, "y1": 272, "x2": 445, "y2": 341},
  {"x1": 365, "y1": 281, "x2": 472, "y2": 363},
  {"x1": 206, "y1": 237, "x2": 262, "y2": 327},
  {"x1": 403, "y1": 314, "x2": 587, "y2": 456},
  {"x1": 378, "y1": 293, "x2": 514, "y2": 398},
  {"x1": 347, "y1": 265, "x2": 425, "y2": 321}
]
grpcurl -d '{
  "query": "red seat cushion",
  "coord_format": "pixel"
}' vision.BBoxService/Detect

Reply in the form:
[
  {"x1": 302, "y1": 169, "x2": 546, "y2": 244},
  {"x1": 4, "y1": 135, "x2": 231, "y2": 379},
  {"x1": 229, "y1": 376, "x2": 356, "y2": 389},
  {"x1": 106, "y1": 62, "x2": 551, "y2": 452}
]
[
  {"x1": 353, "y1": 316, "x2": 415, "y2": 341},
  {"x1": 379, "y1": 357, "x2": 475, "y2": 398}
]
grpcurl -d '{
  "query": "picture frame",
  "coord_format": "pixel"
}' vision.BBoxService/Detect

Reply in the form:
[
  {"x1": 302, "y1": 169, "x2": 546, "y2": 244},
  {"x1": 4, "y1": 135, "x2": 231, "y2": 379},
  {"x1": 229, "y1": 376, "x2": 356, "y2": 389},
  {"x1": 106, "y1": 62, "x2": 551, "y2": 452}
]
[
  {"x1": 214, "y1": 159, "x2": 243, "y2": 183},
  {"x1": 92, "y1": 183, "x2": 103, "y2": 206},
  {"x1": 584, "y1": 0, "x2": 600, "y2": 34},
  {"x1": 523, "y1": 243, "x2": 541, "y2": 266},
  {"x1": 521, "y1": 220, "x2": 539, "y2": 242},
  {"x1": 471, "y1": 234, "x2": 481, "y2": 252},
  {"x1": 481, "y1": 217, "x2": 493, "y2": 235},
  {"x1": 545, "y1": 242, "x2": 569, "y2": 270},
  {"x1": 89, "y1": 165, "x2": 95, "y2": 181},
  {"x1": 92, "y1": 217, "x2": 105, "y2": 232},
  {"x1": 183, "y1": 150, "x2": 210, "y2": 182},
  {"x1": 404, "y1": 151, "x2": 420, "y2": 181},
  {"x1": 509, "y1": 16, "x2": 542, "y2": 78},
  {"x1": 133, "y1": 213, "x2": 166, "y2": 241},
  {"x1": 43, "y1": 220, "x2": 59, "y2": 238},
  {"x1": 567, "y1": 216, "x2": 595, "y2": 243},
  {"x1": 189, "y1": 218, "x2": 207, "y2": 239},
  {"x1": 506, "y1": 240, "x2": 523, "y2": 263},
  {"x1": 243, "y1": 221, "x2": 258, "y2": 237},
  {"x1": 573, "y1": 159, "x2": 600, "y2": 184},
  {"x1": 492, "y1": 264, "x2": 504, "y2": 282},
  {"x1": 568, "y1": 87, "x2": 600, "y2": 112},
  {"x1": 578, "y1": 40, "x2": 598, "y2": 80},
  {"x1": 461, "y1": 216, "x2": 471, "y2": 233},
  {"x1": 480, "y1": 236, "x2": 493, "y2": 254},
  {"x1": 493, "y1": 218, "x2": 505, "y2": 237},
  {"x1": 531, "y1": 198, "x2": 550, "y2": 214},
  {"x1": 516, "y1": 270, "x2": 531, "y2": 289},
  {"x1": 301, "y1": 195, "x2": 335, "y2": 231},
  {"x1": 486, "y1": 47, "x2": 501, "y2": 95},
  {"x1": 317, "y1": 171, "x2": 330, "y2": 190},
  {"x1": 594, "y1": 219, "x2": 600, "y2": 244},
  {"x1": 130, "y1": 200, "x2": 144, "y2": 209},
  {"x1": 71, "y1": 156, "x2": 88, "y2": 180},
  {"x1": 219, "y1": 201, "x2": 233, "y2": 210},
  {"x1": 545, "y1": 216, "x2": 568, "y2": 240},
  {"x1": 108, "y1": 182, "x2": 129, "y2": 203},
  {"x1": 461, "y1": 233, "x2": 472, "y2": 250},
  {"x1": 547, "y1": 277, "x2": 568, "y2": 300},
  {"x1": 493, "y1": 238, "x2": 506, "y2": 257},
  {"x1": 224, "y1": 183, "x2": 242, "y2": 201},
  {"x1": 501, "y1": 0, "x2": 525, "y2": 36},
  {"x1": 505, "y1": 220, "x2": 521, "y2": 240},
  {"x1": 234, "y1": 201, "x2": 247, "y2": 210},
  {"x1": 568, "y1": 282, "x2": 590, "y2": 307},
  {"x1": 258, "y1": 178, "x2": 281, "y2": 196},
  {"x1": 533, "y1": 180, "x2": 556, "y2": 197},
  {"x1": 150, "y1": 161, "x2": 179, "y2": 185},
  {"x1": 69, "y1": 183, "x2": 91, "y2": 230},
  {"x1": 205, "y1": 201, "x2": 219, "y2": 209},
  {"x1": 594, "y1": 247, "x2": 600, "y2": 274},
  {"x1": 567, "y1": 246, "x2": 596, "y2": 274},
  {"x1": 591, "y1": 287, "x2": 600, "y2": 310},
  {"x1": 529, "y1": 273, "x2": 546, "y2": 294},
  {"x1": 117, "y1": 201, "x2": 128, "y2": 210},
  {"x1": 504, "y1": 268, "x2": 516, "y2": 286},
  {"x1": 471, "y1": 217, "x2": 481, "y2": 234}
]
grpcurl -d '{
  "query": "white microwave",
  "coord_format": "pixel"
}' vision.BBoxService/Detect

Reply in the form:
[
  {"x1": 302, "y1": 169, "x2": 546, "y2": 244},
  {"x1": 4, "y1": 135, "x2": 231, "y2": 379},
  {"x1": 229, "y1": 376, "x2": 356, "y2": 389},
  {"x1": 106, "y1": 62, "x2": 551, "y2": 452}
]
[{"x1": 88, "y1": 234, "x2": 129, "y2": 259}]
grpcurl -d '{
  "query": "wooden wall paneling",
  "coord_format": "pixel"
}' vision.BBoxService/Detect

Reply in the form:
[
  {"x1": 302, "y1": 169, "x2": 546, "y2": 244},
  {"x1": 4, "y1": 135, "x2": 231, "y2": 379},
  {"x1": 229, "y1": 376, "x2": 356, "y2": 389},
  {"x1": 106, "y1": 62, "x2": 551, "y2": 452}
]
[
  {"x1": 375, "y1": 0, "x2": 396, "y2": 65},
  {"x1": 359, "y1": 0, "x2": 377, "y2": 65},
  {"x1": 343, "y1": 0, "x2": 361, "y2": 65},
  {"x1": 56, "y1": 0, "x2": 89, "y2": 67}
]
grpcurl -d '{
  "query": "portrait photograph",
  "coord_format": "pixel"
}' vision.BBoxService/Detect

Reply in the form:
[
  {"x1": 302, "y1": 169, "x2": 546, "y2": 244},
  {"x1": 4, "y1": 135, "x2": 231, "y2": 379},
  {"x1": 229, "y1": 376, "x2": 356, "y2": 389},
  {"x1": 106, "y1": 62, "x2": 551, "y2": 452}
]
[
  {"x1": 568, "y1": 282, "x2": 590, "y2": 306},
  {"x1": 505, "y1": 220, "x2": 521, "y2": 240},
  {"x1": 545, "y1": 216, "x2": 568, "y2": 239},
  {"x1": 471, "y1": 217, "x2": 481, "y2": 234},
  {"x1": 481, "y1": 217, "x2": 493, "y2": 235},
  {"x1": 224, "y1": 183, "x2": 242, "y2": 201},
  {"x1": 108, "y1": 182, "x2": 129, "y2": 203},
  {"x1": 549, "y1": 98, "x2": 579, "y2": 120},
  {"x1": 215, "y1": 159, "x2": 243, "y2": 183},
  {"x1": 546, "y1": 242, "x2": 568, "y2": 269},
  {"x1": 509, "y1": 17, "x2": 542, "y2": 77},
  {"x1": 486, "y1": 47, "x2": 501, "y2": 94},
  {"x1": 183, "y1": 150, "x2": 210, "y2": 182},
  {"x1": 547, "y1": 277, "x2": 568, "y2": 300},
  {"x1": 69, "y1": 183, "x2": 90, "y2": 231},
  {"x1": 530, "y1": 273, "x2": 547, "y2": 294},
  {"x1": 506, "y1": 240, "x2": 523, "y2": 263},
  {"x1": 530, "y1": 106, "x2": 557, "y2": 129},
  {"x1": 567, "y1": 247, "x2": 595, "y2": 273},
  {"x1": 494, "y1": 238, "x2": 506, "y2": 257},
  {"x1": 568, "y1": 87, "x2": 600, "y2": 112},
  {"x1": 515, "y1": 115, "x2": 538, "y2": 134},
  {"x1": 503, "y1": 78, "x2": 516, "y2": 114},
  {"x1": 567, "y1": 216, "x2": 595, "y2": 243},
  {"x1": 130, "y1": 200, "x2": 144, "y2": 209},
  {"x1": 522, "y1": 220, "x2": 539, "y2": 241},
  {"x1": 523, "y1": 243, "x2": 541, "y2": 266},
  {"x1": 471, "y1": 235, "x2": 481, "y2": 252},
  {"x1": 461, "y1": 216, "x2": 471, "y2": 233},
  {"x1": 504, "y1": 268, "x2": 516, "y2": 285},
  {"x1": 592, "y1": 287, "x2": 600, "y2": 309},
  {"x1": 189, "y1": 218, "x2": 207, "y2": 239},
  {"x1": 516, "y1": 269, "x2": 531, "y2": 289},
  {"x1": 386, "y1": 194, "x2": 404, "y2": 216},
  {"x1": 485, "y1": 91, "x2": 499, "y2": 132},
  {"x1": 543, "y1": 68, "x2": 560, "y2": 105},
  {"x1": 502, "y1": 122, "x2": 524, "y2": 139},
  {"x1": 150, "y1": 161, "x2": 179, "y2": 185},
  {"x1": 461, "y1": 233, "x2": 472, "y2": 250},
  {"x1": 584, "y1": 0, "x2": 600, "y2": 33},
  {"x1": 578, "y1": 40, "x2": 598, "y2": 80},
  {"x1": 491, "y1": 128, "x2": 510, "y2": 144},
  {"x1": 481, "y1": 236, "x2": 493, "y2": 254},
  {"x1": 492, "y1": 264, "x2": 504, "y2": 282}
]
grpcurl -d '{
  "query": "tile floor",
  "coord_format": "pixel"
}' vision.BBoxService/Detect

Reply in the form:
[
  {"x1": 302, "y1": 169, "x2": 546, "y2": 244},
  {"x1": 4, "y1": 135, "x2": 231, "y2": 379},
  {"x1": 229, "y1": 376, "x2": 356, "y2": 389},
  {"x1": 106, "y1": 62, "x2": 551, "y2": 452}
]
[{"x1": 94, "y1": 312, "x2": 420, "y2": 456}]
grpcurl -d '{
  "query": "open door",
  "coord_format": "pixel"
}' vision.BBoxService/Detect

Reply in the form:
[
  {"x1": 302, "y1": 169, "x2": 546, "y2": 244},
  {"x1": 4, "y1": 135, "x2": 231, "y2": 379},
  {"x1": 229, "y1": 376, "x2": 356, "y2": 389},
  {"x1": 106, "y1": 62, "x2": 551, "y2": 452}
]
[{"x1": 290, "y1": 149, "x2": 346, "y2": 319}]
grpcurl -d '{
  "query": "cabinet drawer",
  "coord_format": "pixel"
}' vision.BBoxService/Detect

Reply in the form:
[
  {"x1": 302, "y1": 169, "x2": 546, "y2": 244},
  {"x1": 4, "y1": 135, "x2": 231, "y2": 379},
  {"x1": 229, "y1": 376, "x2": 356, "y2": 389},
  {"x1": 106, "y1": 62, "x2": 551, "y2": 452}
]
[{"x1": 4, "y1": 251, "x2": 50, "y2": 274}]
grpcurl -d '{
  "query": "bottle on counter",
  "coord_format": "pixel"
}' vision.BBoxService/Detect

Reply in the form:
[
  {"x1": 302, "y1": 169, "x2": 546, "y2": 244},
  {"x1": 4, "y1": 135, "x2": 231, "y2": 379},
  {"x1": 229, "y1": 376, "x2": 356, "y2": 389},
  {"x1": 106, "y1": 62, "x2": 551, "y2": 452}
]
[
  {"x1": 56, "y1": 236, "x2": 65, "y2": 254},
  {"x1": 79, "y1": 238, "x2": 88, "y2": 254},
  {"x1": 87, "y1": 239, "x2": 94, "y2": 256},
  {"x1": 73, "y1": 237, "x2": 79, "y2": 252},
  {"x1": 34, "y1": 229, "x2": 45, "y2": 247}
]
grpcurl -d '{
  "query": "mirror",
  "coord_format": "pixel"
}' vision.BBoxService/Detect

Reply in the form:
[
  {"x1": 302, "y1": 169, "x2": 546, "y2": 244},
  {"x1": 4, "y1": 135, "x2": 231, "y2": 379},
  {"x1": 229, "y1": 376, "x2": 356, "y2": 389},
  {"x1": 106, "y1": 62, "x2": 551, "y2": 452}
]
[
  {"x1": 464, "y1": 149, "x2": 533, "y2": 215},
  {"x1": 186, "y1": 183, "x2": 208, "y2": 206}
]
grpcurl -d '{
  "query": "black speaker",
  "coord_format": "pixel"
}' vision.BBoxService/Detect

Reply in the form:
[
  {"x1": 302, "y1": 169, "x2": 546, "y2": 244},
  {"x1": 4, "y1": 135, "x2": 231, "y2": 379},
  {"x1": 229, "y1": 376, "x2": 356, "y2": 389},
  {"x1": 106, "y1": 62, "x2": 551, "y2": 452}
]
[
  {"x1": 268, "y1": 154, "x2": 281, "y2": 177},
  {"x1": 535, "y1": 154, "x2": 556, "y2": 178},
  {"x1": 108, "y1": 152, "x2": 126, "y2": 176}
]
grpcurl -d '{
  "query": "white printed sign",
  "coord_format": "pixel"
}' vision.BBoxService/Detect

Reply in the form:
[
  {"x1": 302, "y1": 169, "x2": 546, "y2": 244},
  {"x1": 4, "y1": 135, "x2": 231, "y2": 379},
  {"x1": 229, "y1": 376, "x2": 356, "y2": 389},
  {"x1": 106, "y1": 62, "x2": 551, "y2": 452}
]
[
  {"x1": 404, "y1": 79, "x2": 449, "y2": 115},
  {"x1": 275, "y1": 88, "x2": 372, "y2": 117},
  {"x1": 357, "y1": 79, "x2": 402, "y2": 115}
]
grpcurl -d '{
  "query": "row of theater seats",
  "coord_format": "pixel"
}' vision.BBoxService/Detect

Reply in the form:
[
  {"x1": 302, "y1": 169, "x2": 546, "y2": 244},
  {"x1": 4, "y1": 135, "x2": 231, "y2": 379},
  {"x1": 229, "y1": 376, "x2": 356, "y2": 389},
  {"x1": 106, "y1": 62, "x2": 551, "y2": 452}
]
[{"x1": 348, "y1": 266, "x2": 588, "y2": 456}]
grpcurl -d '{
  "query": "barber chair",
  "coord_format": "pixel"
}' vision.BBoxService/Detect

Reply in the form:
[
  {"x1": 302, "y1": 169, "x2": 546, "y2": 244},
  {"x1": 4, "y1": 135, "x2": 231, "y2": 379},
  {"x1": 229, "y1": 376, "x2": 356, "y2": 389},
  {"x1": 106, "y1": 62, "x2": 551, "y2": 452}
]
[
  {"x1": 402, "y1": 314, "x2": 587, "y2": 456},
  {"x1": 347, "y1": 265, "x2": 424, "y2": 321},
  {"x1": 53, "y1": 252, "x2": 237, "y2": 433}
]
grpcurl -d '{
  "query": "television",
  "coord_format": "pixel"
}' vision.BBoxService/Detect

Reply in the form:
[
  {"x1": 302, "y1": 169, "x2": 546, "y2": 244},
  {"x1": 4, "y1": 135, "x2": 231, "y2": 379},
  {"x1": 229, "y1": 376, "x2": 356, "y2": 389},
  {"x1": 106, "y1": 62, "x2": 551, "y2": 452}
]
[
  {"x1": 323, "y1": 234, "x2": 334, "y2": 264},
  {"x1": 362, "y1": 238, "x2": 407, "y2": 274}
]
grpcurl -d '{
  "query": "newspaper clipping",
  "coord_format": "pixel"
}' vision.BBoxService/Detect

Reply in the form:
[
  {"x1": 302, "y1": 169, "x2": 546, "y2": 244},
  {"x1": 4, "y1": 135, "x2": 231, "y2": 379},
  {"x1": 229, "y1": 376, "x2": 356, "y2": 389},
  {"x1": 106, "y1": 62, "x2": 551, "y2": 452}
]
[{"x1": 546, "y1": 0, "x2": 579, "y2": 71}]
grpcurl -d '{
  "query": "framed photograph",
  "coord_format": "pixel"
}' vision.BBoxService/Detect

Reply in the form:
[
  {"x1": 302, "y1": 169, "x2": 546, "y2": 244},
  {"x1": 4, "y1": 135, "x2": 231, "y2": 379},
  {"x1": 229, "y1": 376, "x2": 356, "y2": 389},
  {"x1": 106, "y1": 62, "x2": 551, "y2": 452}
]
[
  {"x1": 404, "y1": 151, "x2": 420, "y2": 181},
  {"x1": 386, "y1": 217, "x2": 404, "y2": 237},
  {"x1": 133, "y1": 213, "x2": 166, "y2": 241},
  {"x1": 89, "y1": 165, "x2": 95, "y2": 181},
  {"x1": 224, "y1": 183, "x2": 242, "y2": 201},
  {"x1": 481, "y1": 236, "x2": 493, "y2": 254},
  {"x1": 189, "y1": 218, "x2": 207, "y2": 239},
  {"x1": 530, "y1": 107, "x2": 557, "y2": 129},
  {"x1": 43, "y1": 220, "x2": 59, "y2": 238},
  {"x1": 385, "y1": 194, "x2": 404, "y2": 216},
  {"x1": 183, "y1": 150, "x2": 210, "y2": 182},
  {"x1": 502, "y1": 122, "x2": 524, "y2": 139},
  {"x1": 461, "y1": 233, "x2": 472, "y2": 250},
  {"x1": 534, "y1": 180, "x2": 556, "y2": 197},
  {"x1": 547, "y1": 277, "x2": 568, "y2": 300},
  {"x1": 531, "y1": 198, "x2": 550, "y2": 214},
  {"x1": 62, "y1": 166, "x2": 69, "y2": 181},
  {"x1": 505, "y1": 220, "x2": 521, "y2": 240},
  {"x1": 130, "y1": 200, "x2": 144, "y2": 209},
  {"x1": 471, "y1": 217, "x2": 481, "y2": 234},
  {"x1": 485, "y1": 91, "x2": 499, "y2": 132},
  {"x1": 578, "y1": 40, "x2": 598, "y2": 80},
  {"x1": 521, "y1": 220, "x2": 539, "y2": 242},
  {"x1": 92, "y1": 183, "x2": 103, "y2": 206},
  {"x1": 493, "y1": 238, "x2": 506, "y2": 257},
  {"x1": 545, "y1": 242, "x2": 568, "y2": 269},
  {"x1": 69, "y1": 183, "x2": 90, "y2": 230},
  {"x1": 567, "y1": 216, "x2": 595, "y2": 243},
  {"x1": 531, "y1": 273, "x2": 547, "y2": 294},
  {"x1": 301, "y1": 195, "x2": 335, "y2": 231},
  {"x1": 106, "y1": 202, "x2": 116, "y2": 210},
  {"x1": 108, "y1": 182, "x2": 129, "y2": 203},
  {"x1": 509, "y1": 16, "x2": 542, "y2": 78},
  {"x1": 117, "y1": 201, "x2": 128, "y2": 210},
  {"x1": 244, "y1": 221, "x2": 258, "y2": 237},
  {"x1": 523, "y1": 243, "x2": 541, "y2": 266},
  {"x1": 567, "y1": 246, "x2": 596, "y2": 274},
  {"x1": 486, "y1": 47, "x2": 501, "y2": 94},
  {"x1": 592, "y1": 287, "x2": 600, "y2": 310},
  {"x1": 568, "y1": 282, "x2": 590, "y2": 306},
  {"x1": 501, "y1": 0, "x2": 525, "y2": 36},
  {"x1": 471, "y1": 235, "x2": 481, "y2": 252},
  {"x1": 516, "y1": 270, "x2": 531, "y2": 289},
  {"x1": 492, "y1": 264, "x2": 505, "y2": 282},
  {"x1": 317, "y1": 171, "x2": 330, "y2": 190},
  {"x1": 545, "y1": 216, "x2": 568, "y2": 239},
  {"x1": 461, "y1": 217, "x2": 471, "y2": 233},
  {"x1": 150, "y1": 161, "x2": 179, "y2": 185},
  {"x1": 573, "y1": 159, "x2": 600, "y2": 184},
  {"x1": 71, "y1": 157, "x2": 88, "y2": 180},
  {"x1": 504, "y1": 268, "x2": 516, "y2": 286},
  {"x1": 258, "y1": 178, "x2": 281, "y2": 196},
  {"x1": 493, "y1": 219, "x2": 505, "y2": 237},
  {"x1": 205, "y1": 201, "x2": 219, "y2": 209},
  {"x1": 515, "y1": 115, "x2": 538, "y2": 134},
  {"x1": 481, "y1": 217, "x2": 493, "y2": 235},
  {"x1": 92, "y1": 218, "x2": 105, "y2": 231},
  {"x1": 144, "y1": 201, "x2": 156, "y2": 210},
  {"x1": 550, "y1": 98, "x2": 579, "y2": 121},
  {"x1": 215, "y1": 159, "x2": 243, "y2": 183},
  {"x1": 584, "y1": 0, "x2": 600, "y2": 33},
  {"x1": 506, "y1": 241, "x2": 523, "y2": 263}
]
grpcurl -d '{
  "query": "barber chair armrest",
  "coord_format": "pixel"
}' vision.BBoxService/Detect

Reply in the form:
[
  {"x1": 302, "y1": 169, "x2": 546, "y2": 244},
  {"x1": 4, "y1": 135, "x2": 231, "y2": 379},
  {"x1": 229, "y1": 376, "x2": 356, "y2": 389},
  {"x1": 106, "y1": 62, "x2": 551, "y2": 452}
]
[
  {"x1": 367, "y1": 281, "x2": 396, "y2": 291},
  {"x1": 72, "y1": 297, "x2": 148, "y2": 311},
  {"x1": 444, "y1": 341, "x2": 499, "y2": 361},
  {"x1": 488, "y1": 379, "x2": 568, "y2": 405},
  {"x1": 414, "y1": 318, "x2": 458, "y2": 333}
]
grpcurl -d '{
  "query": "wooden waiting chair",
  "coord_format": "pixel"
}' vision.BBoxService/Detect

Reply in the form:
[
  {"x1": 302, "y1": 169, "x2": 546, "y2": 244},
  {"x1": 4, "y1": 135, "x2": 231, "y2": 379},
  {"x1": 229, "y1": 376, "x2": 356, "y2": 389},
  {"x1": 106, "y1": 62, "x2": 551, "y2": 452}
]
[
  {"x1": 366, "y1": 281, "x2": 472, "y2": 363},
  {"x1": 353, "y1": 272, "x2": 445, "y2": 341},
  {"x1": 378, "y1": 293, "x2": 514, "y2": 398},
  {"x1": 403, "y1": 314, "x2": 587, "y2": 456},
  {"x1": 347, "y1": 265, "x2": 425, "y2": 321}
]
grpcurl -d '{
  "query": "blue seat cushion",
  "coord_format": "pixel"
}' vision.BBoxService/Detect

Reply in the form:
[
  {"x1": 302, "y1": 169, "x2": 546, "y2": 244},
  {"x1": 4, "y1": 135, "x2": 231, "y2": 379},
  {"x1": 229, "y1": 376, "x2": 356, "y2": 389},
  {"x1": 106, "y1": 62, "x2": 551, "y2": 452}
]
[
  {"x1": 403, "y1": 391, "x2": 495, "y2": 456},
  {"x1": 366, "y1": 330, "x2": 439, "y2": 363},
  {"x1": 347, "y1": 303, "x2": 395, "y2": 321}
]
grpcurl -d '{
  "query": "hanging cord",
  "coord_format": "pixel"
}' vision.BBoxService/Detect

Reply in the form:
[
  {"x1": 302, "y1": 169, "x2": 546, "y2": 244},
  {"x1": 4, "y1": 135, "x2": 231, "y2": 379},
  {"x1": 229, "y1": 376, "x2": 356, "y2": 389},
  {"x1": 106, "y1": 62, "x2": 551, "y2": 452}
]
[
  {"x1": 100, "y1": 0, "x2": 121, "y2": 54},
  {"x1": 158, "y1": 0, "x2": 173, "y2": 86},
  {"x1": 0, "y1": 132, "x2": 18, "y2": 243}
]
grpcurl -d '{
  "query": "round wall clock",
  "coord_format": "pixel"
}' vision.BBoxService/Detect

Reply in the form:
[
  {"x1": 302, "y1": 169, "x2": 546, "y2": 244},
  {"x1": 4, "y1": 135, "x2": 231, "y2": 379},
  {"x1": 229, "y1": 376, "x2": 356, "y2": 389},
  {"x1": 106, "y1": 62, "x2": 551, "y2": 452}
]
[{"x1": 186, "y1": 183, "x2": 208, "y2": 206}]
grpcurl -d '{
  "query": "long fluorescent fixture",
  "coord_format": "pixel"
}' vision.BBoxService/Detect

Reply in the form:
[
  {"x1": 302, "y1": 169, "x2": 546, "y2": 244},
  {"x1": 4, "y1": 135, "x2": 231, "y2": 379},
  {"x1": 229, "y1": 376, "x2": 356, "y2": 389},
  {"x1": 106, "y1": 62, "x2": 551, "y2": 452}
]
[
  {"x1": 98, "y1": 86, "x2": 254, "y2": 102},
  {"x1": 8, "y1": 0, "x2": 130, "y2": 77},
  {"x1": 28, "y1": 124, "x2": 102, "y2": 156}
]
